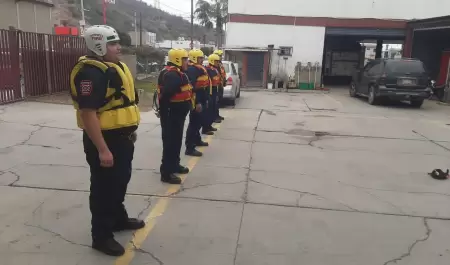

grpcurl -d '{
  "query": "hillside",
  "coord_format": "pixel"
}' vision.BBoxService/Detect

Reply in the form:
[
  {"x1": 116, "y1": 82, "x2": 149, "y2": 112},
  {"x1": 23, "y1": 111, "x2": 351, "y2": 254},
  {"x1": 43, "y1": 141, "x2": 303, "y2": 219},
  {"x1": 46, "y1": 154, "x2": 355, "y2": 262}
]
[{"x1": 60, "y1": 0, "x2": 216, "y2": 42}]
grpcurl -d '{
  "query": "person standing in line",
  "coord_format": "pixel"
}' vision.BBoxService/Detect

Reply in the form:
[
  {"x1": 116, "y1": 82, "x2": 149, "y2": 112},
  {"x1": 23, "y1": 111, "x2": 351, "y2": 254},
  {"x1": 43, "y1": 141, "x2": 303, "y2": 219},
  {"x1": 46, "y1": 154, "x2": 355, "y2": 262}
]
[
  {"x1": 69, "y1": 25, "x2": 144, "y2": 256},
  {"x1": 205, "y1": 54, "x2": 222, "y2": 132},
  {"x1": 185, "y1": 49, "x2": 210, "y2": 156},
  {"x1": 156, "y1": 48, "x2": 192, "y2": 184},
  {"x1": 213, "y1": 49, "x2": 226, "y2": 122}
]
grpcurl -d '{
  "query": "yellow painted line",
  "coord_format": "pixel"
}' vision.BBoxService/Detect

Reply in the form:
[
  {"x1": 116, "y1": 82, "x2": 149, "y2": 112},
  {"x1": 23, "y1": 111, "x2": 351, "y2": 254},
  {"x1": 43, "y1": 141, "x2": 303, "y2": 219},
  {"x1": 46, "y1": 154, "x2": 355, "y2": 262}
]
[{"x1": 115, "y1": 122, "x2": 222, "y2": 265}]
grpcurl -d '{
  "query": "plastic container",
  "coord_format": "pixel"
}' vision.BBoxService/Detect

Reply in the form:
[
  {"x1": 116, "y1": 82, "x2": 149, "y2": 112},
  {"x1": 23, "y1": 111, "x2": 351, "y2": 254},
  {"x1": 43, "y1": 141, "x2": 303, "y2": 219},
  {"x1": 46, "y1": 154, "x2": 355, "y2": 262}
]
[{"x1": 267, "y1": 83, "x2": 273, "y2": 90}]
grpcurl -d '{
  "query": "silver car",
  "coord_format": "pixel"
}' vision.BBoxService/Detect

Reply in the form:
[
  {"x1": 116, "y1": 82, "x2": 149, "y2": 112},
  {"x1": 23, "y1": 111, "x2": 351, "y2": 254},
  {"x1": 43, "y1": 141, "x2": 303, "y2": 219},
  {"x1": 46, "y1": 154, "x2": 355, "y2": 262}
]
[{"x1": 203, "y1": 60, "x2": 241, "y2": 105}]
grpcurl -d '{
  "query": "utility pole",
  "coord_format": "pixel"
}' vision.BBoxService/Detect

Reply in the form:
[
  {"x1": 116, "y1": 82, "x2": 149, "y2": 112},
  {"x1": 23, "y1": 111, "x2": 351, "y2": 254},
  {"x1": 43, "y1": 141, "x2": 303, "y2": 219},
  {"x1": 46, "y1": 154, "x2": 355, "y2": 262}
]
[
  {"x1": 80, "y1": 0, "x2": 86, "y2": 35},
  {"x1": 190, "y1": 0, "x2": 193, "y2": 49},
  {"x1": 134, "y1": 11, "x2": 138, "y2": 48},
  {"x1": 139, "y1": 11, "x2": 142, "y2": 46}
]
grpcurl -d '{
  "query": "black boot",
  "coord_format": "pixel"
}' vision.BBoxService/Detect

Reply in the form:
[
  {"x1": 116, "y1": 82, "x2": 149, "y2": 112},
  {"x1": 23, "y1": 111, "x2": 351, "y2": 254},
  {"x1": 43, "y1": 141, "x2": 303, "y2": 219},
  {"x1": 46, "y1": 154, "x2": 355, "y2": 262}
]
[
  {"x1": 202, "y1": 130, "x2": 214, "y2": 135},
  {"x1": 92, "y1": 238, "x2": 125, "y2": 256},
  {"x1": 161, "y1": 173, "x2": 182, "y2": 184},
  {"x1": 218, "y1": 115, "x2": 224, "y2": 120},
  {"x1": 185, "y1": 148, "x2": 203, "y2": 157},
  {"x1": 113, "y1": 218, "x2": 146, "y2": 232},
  {"x1": 208, "y1": 126, "x2": 218, "y2": 132},
  {"x1": 214, "y1": 118, "x2": 222, "y2": 123},
  {"x1": 176, "y1": 165, "x2": 190, "y2": 174},
  {"x1": 196, "y1": 141, "x2": 209, "y2": 147}
]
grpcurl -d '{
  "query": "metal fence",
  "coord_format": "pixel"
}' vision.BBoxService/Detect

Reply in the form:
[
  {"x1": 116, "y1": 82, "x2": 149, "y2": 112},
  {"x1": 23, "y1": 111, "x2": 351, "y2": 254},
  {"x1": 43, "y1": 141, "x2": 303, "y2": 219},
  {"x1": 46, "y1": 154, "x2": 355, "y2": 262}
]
[
  {"x1": 0, "y1": 29, "x2": 86, "y2": 105},
  {"x1": 0, "y1": 30, "x2": 21, "y2": 104}
]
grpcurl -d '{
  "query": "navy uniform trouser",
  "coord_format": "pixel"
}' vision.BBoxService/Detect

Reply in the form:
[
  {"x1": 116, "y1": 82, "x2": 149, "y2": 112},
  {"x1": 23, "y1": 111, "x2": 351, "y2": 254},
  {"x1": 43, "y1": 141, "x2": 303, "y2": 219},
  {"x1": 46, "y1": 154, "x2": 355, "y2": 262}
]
[
  {"x1": 185, "y1": 107, "x2": 203, "y2": 149},
  {"x1": 208, "y1": 88, "x2": 218, "y2": 125},
  {"x1": 84, "y1": 129, "x2": 134, "y2": 241},
  {"x1": 160, "y1": 102, "x2": 190, "y2": 173}
]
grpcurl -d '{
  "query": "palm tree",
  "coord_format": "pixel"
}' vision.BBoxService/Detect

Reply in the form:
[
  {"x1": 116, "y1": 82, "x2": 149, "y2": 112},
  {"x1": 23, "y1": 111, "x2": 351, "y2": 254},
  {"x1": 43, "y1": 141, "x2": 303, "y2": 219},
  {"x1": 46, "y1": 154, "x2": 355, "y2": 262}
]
[{"x1": 195, "y1": 0, "x2": 228, "y2": 47}]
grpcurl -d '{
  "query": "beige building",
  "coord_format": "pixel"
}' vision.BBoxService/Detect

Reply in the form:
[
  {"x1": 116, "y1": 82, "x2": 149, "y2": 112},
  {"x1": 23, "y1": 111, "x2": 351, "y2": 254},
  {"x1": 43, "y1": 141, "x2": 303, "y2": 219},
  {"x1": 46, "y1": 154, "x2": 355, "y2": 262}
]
[{"x1": 0, "y1": 0, "x2": 54, "y2": 34}]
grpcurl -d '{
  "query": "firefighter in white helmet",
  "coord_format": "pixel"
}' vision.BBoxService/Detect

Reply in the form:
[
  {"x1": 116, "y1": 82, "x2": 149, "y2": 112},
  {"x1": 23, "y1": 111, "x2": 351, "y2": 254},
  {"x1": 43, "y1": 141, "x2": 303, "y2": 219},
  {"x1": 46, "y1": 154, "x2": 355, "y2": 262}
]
[{"x1": 69, "y1": 25, "x2": 144, "y2": 256}]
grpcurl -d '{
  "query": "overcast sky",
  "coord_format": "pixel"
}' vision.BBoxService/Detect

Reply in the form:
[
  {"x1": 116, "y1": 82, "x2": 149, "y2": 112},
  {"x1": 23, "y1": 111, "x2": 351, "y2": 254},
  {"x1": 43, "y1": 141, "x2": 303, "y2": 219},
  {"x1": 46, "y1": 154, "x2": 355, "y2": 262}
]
[{"x1": 144, "y1": 0, "x2": 194, "y2": 18}]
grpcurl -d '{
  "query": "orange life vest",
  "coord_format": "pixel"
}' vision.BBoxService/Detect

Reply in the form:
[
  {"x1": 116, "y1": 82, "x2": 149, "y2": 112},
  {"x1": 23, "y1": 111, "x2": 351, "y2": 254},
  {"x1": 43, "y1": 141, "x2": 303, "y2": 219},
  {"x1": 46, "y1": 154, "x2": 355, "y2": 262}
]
[
  {"x1": 191, "y1": 64, "x2": 211, "y2": 90},
  {"x1": 157, "y1": 65, "x2": 192, "y2": 103},
  {"x1": 206, "y1": 65, "x2": 221, "y2": 87}
]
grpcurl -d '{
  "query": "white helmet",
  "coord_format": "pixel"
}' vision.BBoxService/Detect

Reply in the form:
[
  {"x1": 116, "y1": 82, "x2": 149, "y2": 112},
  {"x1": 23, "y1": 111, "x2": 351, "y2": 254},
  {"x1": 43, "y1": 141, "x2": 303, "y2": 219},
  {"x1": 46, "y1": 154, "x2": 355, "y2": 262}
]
[{"x1": 83, "y1": 25, "x2": 120, "y2": 56}]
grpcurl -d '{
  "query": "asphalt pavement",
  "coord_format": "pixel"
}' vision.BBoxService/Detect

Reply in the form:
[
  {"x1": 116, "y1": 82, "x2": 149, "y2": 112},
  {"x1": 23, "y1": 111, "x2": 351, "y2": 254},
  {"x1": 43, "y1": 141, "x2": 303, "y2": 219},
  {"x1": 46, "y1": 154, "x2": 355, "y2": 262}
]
[{"x1": 1, "y1": 88, "x2": 450, "y2": 265}]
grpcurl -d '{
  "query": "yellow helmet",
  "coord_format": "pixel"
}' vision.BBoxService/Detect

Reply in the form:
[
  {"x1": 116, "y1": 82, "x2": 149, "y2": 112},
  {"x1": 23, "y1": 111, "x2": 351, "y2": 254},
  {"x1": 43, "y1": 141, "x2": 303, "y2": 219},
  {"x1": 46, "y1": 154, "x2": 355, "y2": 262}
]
[
  {"x1": 189, "y1": 49, "x2": 204, "y2": 63},
  {"x1": 213, "y1": 49, "x2": 223, "y2": 56},
  {"x1": 208, "y1": 54, "x2": 220, "y2": 65},
  {"x1": 168, "y1": 48, "x2": 188, "y2": 67}
]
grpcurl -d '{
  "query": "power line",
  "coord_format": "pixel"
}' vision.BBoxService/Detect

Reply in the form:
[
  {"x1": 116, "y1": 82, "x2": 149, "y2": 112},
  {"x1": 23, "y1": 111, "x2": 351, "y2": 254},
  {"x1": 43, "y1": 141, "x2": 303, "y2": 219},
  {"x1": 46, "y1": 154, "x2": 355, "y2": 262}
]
[{"x1": 158, "y1": 1, "x2": 189, "y2": 15}]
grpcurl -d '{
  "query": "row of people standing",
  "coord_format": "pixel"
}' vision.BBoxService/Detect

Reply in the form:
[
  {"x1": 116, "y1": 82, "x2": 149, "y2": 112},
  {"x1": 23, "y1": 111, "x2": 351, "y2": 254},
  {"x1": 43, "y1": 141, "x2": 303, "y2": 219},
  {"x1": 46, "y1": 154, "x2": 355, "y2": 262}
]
[
  {"x1": 69, "y1": 24, "x2": 229, "y2": 256},
  {"x1": 156, "y1": 48, "x2": 227, "y2": 184}
]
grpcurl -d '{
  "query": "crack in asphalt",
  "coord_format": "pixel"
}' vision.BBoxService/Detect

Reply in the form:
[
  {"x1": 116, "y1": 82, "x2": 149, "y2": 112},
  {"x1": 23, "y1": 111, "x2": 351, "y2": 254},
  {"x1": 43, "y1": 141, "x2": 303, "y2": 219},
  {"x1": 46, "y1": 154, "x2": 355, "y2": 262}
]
[
  {"x1": 5, "y1": 183, "x2": 450, "y2": 221},
  {"x1": 137, "y1": 197, "x2": 153, "y2": 220},
  {"x1": 412, "y1": 130, "x2": 450, "y2": 152},
  {"x1": 233, "y1": 203, "x2": 245, "y2": 265},
  {"x1": 383, "y1": 218, "x2": 431, "y2": 265},
  {"x1": 8, "y1": 171, "x2": 21, "y2": 186},
  {"x1": 256, "y1": 129, "x2": 429, "y2": 142},
  {"x1": 24, "y1": 223, "x2": 91, "y2": 248},
  {"x1": 132, "y1": 241, "x2": 164, "y2": 265},
  {"x1": 1, "y1": 126, "x2": 45, "y2": 150},
  {"x1": 303, "y1": 99, "x2": 312, "y2": 111},
  {"x1": 233, "y1": 109, "x2": 262, "y2": 265},
  {"x1": 167, "y1": 181, "x2": 247, "y2": 197},
  {"x1": 31, "y1": 201, "x2": 45, "y2": 216},
  {"x1": 24, "y1": 144, "x2": 61, "y2": 149},
  {"x1": 249, "y1": 178, "x2": 358, "y2": 212},
  {"x1": 362, "y1": 190, "x2": 406, "y2": 214},
  {"x1": 338, "y1": 181, "x2": 450, "y2": 198}
]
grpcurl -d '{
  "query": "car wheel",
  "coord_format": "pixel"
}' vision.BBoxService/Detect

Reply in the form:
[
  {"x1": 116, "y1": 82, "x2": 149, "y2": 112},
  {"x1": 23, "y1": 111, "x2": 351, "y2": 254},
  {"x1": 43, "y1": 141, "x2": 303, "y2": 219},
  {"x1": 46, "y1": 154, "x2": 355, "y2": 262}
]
[
  {"x1": 368, "y1": 86, "x2": 379, "y2": 105},
  {"x1": 349, "y1": 82, "x2": 357, "y2": 97},
  {"x1": 410, "y1": 99, "x2": 424, "y2": 108},
  {"x1": 230, "y1": 98, "x2": 236, "y2": 106},
  {"x1": 236, "y1": 86, "x2": 241, "y2": 98}
]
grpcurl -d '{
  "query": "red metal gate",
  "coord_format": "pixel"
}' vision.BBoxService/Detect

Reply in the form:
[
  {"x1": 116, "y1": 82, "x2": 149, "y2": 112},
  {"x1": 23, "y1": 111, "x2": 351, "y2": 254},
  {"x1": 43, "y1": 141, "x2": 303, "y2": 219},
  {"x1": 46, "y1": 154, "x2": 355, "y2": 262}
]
[
  {"x1": 48, "y1": 35, "x2": 86, "y2": 93},
  {"x1": 20, "y1": 32, "x2": 50, "y2": 97},
  {"x1": 0, "y1": 30, "x2": 21, "y2": 104}
]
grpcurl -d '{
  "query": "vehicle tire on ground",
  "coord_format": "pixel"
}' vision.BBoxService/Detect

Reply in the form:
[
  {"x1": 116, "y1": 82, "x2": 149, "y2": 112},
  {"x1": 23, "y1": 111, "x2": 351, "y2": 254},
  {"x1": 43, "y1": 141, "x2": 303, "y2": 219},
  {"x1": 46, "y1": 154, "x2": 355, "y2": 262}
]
[
  {"x1": 236, "y1": 86, "x2": 241, "y2": 98},
  {"x1": 410, "y1": 99, "x2": 424, "y2": 108},
  {"x1": 349, "y1": 82, "x2": 357, "y2": 97},
  {"x1": 230, "y1": 98, "x2": 236, "y2": 106},
  {"x1": 368, "y1": 86, "x2": 379, "y2": 105}
]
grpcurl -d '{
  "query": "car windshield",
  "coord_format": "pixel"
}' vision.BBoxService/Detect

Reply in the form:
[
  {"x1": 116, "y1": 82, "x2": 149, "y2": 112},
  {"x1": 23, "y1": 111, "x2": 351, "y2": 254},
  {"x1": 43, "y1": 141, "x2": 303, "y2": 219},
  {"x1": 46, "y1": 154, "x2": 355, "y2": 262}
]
[
  {"x1": 385, "y1": 60, "x2": 426, "y2": 74},
  {"x1": 222, "y1": 63, "x2": 230, "y2": 73}
]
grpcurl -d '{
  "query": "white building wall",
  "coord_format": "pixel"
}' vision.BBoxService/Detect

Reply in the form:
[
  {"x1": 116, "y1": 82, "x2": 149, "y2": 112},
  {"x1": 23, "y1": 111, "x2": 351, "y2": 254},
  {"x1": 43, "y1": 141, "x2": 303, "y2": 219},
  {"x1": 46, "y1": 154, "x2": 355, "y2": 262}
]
[
  {"x1": 226, "y1": 22, "x2": 325, "y2": 78},
  {"x1": 229, "y1": 0, "x2": 450, "y2": 20},
  {"x1": 156, "y1": 40, "x2": 201, "y2": 49}
]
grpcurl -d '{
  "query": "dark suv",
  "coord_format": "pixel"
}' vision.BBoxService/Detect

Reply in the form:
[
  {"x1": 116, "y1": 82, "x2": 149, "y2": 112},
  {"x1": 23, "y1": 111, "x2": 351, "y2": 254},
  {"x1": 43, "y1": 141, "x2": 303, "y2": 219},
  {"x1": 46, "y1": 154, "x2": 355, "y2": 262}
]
[{"x1": 349, "y1": 58, "x2": 432, "y2": 108}]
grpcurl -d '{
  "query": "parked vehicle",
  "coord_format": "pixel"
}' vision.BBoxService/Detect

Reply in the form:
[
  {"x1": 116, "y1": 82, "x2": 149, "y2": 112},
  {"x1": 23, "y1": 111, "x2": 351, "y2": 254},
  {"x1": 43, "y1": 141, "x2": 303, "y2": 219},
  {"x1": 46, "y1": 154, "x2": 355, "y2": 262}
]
[
  {"x1": 203, "y1": 60, "x2": 241, "y2": 105},
  {"x1": 349, "y1": 58, "x2": 432, "y2": 108}
]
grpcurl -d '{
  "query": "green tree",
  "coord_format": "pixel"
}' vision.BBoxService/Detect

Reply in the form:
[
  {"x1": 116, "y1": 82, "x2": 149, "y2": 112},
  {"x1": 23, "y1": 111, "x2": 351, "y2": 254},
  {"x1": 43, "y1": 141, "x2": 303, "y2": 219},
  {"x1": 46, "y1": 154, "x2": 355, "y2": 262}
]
[
  {"x1": 117, "y1": 31, "x2": 132, "y2": 47},
  {"x1": 195, "y1": 0, "x2": 228, "y2": 47},
  {"x1": 200, "y1": 47, "x2": 214, "y2": 56}
]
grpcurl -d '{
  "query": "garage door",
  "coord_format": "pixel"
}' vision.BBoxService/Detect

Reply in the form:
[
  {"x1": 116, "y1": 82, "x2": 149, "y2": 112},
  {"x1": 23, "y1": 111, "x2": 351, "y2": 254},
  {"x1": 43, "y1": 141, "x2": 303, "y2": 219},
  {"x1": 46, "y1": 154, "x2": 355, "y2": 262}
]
[
  {"x1": 326, "y1": 28, "x2": 406, "y2": 38},
  {"x1": 246, "y1": 52, "x2": 265, "y2": 87}
]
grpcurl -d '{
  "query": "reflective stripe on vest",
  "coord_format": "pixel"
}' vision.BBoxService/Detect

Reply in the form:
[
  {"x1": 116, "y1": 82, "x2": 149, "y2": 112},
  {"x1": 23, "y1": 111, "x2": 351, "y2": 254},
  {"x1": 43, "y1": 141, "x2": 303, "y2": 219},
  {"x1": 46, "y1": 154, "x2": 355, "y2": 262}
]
[
  {"x1": 69, "y1": 56, "x2": 140, "y2": 130},
  {"x1": 157, "y1": 65, "x2": 193, "y2": 103},
  {"x1": 207, "y1": 66, "x2": 221, "y2": 86},
  {"x1": 192, "y1": 64, "x2": 210, "y2": 90}
]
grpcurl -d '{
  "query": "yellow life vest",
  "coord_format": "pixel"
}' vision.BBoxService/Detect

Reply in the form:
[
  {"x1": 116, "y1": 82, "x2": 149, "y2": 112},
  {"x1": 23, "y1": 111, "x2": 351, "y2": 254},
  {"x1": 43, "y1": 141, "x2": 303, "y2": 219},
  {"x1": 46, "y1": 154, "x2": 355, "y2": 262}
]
[{"x1": 69, "y1": 56, "x2": 140, "y2": 130}]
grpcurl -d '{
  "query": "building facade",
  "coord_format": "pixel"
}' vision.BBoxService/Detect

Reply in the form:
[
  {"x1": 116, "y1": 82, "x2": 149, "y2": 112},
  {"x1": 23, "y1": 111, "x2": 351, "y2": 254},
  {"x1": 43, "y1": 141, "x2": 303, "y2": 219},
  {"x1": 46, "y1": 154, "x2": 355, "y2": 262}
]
[
  {"x1": 226, "y1": 0, "x2": 450, "y2": 88},
  {"x1": 129, "y1": 31, "x2": 157, "y2": 47},
  {"x1": 0, "y1": 0, "x2": 54, "y2": 34}
]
